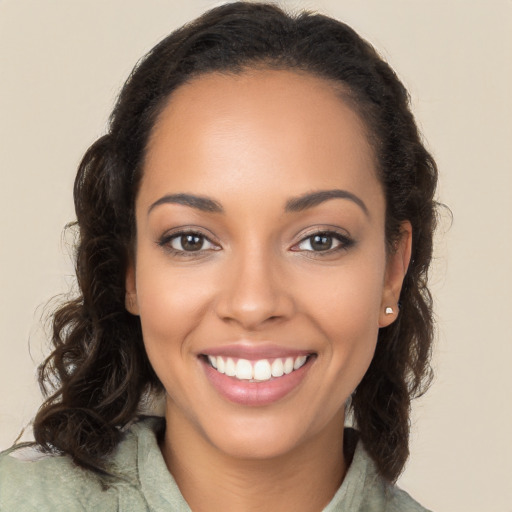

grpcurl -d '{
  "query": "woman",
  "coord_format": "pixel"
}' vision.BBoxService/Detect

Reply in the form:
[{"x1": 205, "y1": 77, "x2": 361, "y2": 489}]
[{"x1": 0, "y1": 2, "x2": 437, "y2": 511}]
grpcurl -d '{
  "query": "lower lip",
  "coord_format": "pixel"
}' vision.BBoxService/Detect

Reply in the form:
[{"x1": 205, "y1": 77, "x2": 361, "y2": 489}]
[{"x1": 201, "y1": 357, "x2": 314, "y2": 406}]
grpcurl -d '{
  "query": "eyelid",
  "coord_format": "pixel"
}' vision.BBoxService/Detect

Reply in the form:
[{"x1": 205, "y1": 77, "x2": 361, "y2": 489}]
[
  {"x1": 290, "y1": 227, "x2": 355, "y2": 253},
  {"x1": 170, "y1": 233, "x2": 217, "y2": 251},
  {"x1": 157, "y1": 226, "x2": 221, "y2": 254}
]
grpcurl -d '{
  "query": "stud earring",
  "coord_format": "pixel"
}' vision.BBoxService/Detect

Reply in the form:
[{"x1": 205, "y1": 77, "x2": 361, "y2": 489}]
[{"x1": 385, "y1": 307, "x2": 394, "y2": 315}]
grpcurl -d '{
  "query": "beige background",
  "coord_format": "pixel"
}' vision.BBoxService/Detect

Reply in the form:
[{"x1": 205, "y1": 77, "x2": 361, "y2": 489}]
[{"x1": 1, "y1": 1, "x2": 511, "y2": 510}]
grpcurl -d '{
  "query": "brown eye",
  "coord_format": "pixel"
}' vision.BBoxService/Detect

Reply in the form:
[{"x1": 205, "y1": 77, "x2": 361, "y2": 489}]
[
  {"x1": 169, "y1": 233, "x2": 216, "y2": 252},
  {"x1": 293, "y1": 231, "x2": 354, "y2": 254},
  {"x1": 297, "y1": 233, "x2": 339, "y2": 252},
  {"x1": 182, "y1": 234, "x2": 203, "y2": 251},
  {"x1": 310, "y1": 234, "x2": 334, "y2": 251}
]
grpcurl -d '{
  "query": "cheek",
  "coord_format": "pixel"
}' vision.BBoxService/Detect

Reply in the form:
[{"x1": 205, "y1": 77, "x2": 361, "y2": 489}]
[
  {"x1": 134, "y1": 258, "x2": 215, "y2": 360},
  {"x1": 133, "y1": 264, "x2": 215, "y2": 408},
  {"x1": 299, "y1": 255, "x2": 385, "y2": 384},
  {"x1": 302, "y1": 256, "x2": 386, "y2": 335}
]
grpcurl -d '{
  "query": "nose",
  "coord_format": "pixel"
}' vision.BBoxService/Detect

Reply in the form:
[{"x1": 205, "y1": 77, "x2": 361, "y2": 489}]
[{"x1": 214, "y1": 245, "x2": 295, "y2": 330}]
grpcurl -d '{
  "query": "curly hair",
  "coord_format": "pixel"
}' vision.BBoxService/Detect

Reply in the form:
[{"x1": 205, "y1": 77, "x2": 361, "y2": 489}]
[{"x1": 32, "y1": 1, "x2": 437, "y2": 481}]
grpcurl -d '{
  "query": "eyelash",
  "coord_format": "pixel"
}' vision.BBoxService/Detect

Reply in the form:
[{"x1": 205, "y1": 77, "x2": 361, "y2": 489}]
[
  {"x1": 158, "y1": 229, "x2": 354, "y2": 257},
  {"x1": 158, "y1": 229, "x2": 220, "y2": 257},
  {"x1": 291, "y1": 230, "x2": 355, "y2": 256}
]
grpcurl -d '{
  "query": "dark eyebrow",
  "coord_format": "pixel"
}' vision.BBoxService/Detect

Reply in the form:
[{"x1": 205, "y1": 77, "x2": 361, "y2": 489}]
[
  {"x1": 285, "y1": 189, "x2": 369, "y2": 216},
  {"x1": 148, "y1": 193, "x2": 224, "y2": 215}
]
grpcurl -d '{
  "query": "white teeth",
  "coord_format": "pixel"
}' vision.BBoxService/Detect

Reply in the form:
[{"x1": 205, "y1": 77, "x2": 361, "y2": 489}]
[
  {"x1": 225, "y1": 358, "x2": 236, "y2": 377},
  {"x1": 235, "y1": 359, "x2": 253, "y2": 380},
  {"x1": 271, "y1": 359, "x2": 284, "y2": 377},
  {"x1": 284, "y1": 357, "x2": 294, "y2": 374},
  {"x1": 293, "y1": 355, "x2": 307, "y2": 370},
  {"x1": 206, "y1": 354, "x2": 310, "y2": 381},
  {"x1": 253, "y1": 360, "x2": 272, "y2": 381}
]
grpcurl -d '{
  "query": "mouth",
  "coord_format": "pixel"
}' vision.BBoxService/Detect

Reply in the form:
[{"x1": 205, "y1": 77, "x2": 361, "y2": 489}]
[
  {"x1": 202, "y1": 354, "x2": 312, "y2": 382},
  {"x1": 199, "y1": 351, "x2": 316, "y2": 406}
]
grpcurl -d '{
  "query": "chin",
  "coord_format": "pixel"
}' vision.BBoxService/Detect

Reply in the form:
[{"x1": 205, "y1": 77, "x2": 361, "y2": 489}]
[
  {"x1": 203, "y1": 406, "x2": 337, "y2": 462},
  {"x1": 210, "y1": 425, "x2": 306, "y2": 461}
]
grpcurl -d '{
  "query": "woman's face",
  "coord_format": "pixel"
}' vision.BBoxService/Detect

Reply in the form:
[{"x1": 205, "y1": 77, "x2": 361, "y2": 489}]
[{"x1": 126, "y1": 69, "x2": 410, "y2": 460}]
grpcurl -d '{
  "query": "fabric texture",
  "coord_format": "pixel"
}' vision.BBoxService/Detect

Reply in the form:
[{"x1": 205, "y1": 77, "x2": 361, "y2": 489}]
[{"x1": 0, "y1": 417, "x2": 431, "y2": 511}]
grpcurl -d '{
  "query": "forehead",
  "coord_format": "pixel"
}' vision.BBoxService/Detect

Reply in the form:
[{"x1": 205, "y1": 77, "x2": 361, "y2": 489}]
[{"x1": 141, "y1": 69, "x2": 381, "y2": 211}]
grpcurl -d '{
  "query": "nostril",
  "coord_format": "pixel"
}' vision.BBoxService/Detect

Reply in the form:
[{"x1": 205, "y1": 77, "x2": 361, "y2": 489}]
[{"x1": 213, "y1": 270, "x2": 296, "y2": 329}]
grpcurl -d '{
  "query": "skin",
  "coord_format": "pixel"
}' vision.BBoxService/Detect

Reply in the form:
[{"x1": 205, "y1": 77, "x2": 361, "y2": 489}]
[{"x1": 126, "y1": 69, "x2": 411, "y2": 512}]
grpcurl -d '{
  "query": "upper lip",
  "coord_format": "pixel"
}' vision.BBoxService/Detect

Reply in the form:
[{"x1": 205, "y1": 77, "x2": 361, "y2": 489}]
[{"x1": 199, "y1": 343, "x2": 314, "y2": 360}]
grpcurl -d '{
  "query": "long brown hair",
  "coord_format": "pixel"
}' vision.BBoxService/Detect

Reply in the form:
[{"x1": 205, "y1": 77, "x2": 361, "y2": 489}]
[{"x1": 33, "y1": 2, "x2": 437, "y2": 481}]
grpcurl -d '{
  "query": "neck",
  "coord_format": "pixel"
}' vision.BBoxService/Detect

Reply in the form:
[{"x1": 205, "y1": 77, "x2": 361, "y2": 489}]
[{"x1": 161, "y1": 408, "x2": 347, "y2": 512}]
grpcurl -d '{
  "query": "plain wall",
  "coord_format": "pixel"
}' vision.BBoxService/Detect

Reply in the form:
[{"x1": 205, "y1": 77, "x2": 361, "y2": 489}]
[{"x1": 1, "y1": 1, "x2": 511, "y2": 510}]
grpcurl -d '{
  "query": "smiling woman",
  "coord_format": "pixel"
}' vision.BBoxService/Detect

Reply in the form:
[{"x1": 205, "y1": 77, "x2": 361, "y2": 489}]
[
  {"x1": 0, "y1": 2, "x2": 437, "y2": 511},
  {"x1": 127, "y1": 69, "x2": 408, "y2": 473}
]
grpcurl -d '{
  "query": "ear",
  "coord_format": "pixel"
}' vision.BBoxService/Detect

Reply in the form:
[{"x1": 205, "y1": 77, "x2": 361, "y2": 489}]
[
  {"x1": 379, "y1": 221, "x2": 412, "y2": 328},
  {"x1": 125, "y1": 261, "x2": 140, "y2": 316}
]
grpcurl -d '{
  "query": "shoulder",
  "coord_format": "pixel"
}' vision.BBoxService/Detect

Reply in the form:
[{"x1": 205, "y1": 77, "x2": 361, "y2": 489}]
[
  {"x1": 325, "y1": 430, "x2": 433, "y2": 512},
  {"x1": 0, "y1": 417, "x2": 163, "y2": 512},
  {"x1": 0, "y1": 446, "x2": 114, "y2": 512},
  {"x1": 361, "y1": 476, "x2": 432, "y2": 512},
  {"x1": 353, "y1": 442, "x2": 433, "y2": 512}
]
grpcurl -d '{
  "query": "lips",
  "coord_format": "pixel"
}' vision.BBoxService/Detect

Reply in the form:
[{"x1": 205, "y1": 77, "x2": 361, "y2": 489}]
[{"x1": 199, "y1": 346, "x2": 315, "y2": 406}]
